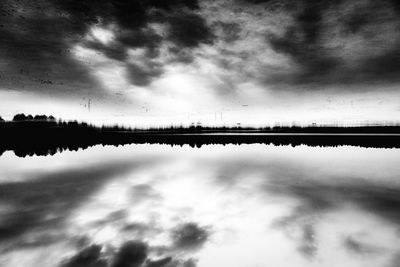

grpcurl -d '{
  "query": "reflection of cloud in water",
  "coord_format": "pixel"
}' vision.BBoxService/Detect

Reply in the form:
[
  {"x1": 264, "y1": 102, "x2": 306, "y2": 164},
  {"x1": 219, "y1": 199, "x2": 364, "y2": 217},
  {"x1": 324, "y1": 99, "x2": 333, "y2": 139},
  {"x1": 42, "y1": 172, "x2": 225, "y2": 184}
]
[
  {"x1": 298, "y1": 223, "x2": 317, "y2": 258},
  {"x1": 343, "y1": 236, "x2": 382, "y2": 255},
  {"x1": 212, "y1": 156, "x2": 400, "y2": 263},
  {"x1": 60, "y1": 240, "x2": 199, "y2": 267},
  {"x1": 112, "y1": 241, "x2": 148, "y2": 267},
  {"x1": 130, "y1": 184, "x2": 163, "y2": 204},
  {"x1": 1, "y1": 144, "x2": 400, "y2": 267},
  {"x1": 171, "y1": 223, "x2": 210, "y2": 251},
  {"x1": 62, "y1": 245, "x2": 107, "y2": 267},
  {"x1": 0, "y1": 161, "x2": 135, "y2": 243}
]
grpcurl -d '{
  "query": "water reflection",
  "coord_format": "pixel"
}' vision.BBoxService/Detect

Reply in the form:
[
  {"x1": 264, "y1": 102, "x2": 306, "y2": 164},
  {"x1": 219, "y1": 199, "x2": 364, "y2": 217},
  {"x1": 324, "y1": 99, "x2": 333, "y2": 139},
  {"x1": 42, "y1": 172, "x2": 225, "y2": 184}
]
[{"x1": 0, "y1": 144, "x2": 400, "y2": 267}]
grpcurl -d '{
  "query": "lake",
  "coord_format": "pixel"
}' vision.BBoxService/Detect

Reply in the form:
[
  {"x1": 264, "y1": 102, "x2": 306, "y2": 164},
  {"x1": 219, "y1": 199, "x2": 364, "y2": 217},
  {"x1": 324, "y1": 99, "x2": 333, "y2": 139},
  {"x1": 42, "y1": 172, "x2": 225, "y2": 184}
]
[{"x1": 1, "y1": 144, "x2": 400, "y2": 267}]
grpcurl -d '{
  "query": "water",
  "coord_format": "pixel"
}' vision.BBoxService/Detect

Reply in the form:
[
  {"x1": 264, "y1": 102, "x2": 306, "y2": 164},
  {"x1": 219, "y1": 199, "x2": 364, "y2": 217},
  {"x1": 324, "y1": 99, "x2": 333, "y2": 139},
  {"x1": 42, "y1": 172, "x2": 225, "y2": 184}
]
[{"x1": 1, "y1": 144, "x2": 400, "y2": 267}]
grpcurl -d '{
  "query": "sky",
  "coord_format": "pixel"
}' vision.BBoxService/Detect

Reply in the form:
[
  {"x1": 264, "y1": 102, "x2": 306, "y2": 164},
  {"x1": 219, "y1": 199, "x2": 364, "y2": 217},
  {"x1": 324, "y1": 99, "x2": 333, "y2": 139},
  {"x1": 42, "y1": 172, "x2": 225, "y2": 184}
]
[{"x1": 1, "y1": 0, "x2": 400, "y2": 127}]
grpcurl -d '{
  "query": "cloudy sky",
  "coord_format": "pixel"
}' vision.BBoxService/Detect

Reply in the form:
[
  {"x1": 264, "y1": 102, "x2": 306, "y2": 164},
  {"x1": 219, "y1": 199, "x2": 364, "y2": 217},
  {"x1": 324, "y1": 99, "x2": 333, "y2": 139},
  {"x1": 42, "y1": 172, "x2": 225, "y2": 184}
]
[{"x1": 1, "y1": 0, "x2": 400, "y2": 126}]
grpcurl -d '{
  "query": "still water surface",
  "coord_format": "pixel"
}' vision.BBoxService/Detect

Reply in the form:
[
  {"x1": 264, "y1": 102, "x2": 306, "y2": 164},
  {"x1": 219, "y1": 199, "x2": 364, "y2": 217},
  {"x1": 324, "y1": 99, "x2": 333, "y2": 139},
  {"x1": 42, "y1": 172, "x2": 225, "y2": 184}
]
[{"x1": 1, "y1": 144, "x2": 400, "y2": 267}]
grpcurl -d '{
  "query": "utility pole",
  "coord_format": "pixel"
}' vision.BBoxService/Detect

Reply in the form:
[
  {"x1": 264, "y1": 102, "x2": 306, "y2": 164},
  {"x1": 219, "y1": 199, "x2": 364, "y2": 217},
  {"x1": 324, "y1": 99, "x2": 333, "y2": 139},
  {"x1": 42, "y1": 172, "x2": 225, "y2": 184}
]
[{"x1": 88, "y1": 98, "x2": 91, "y2": 112}]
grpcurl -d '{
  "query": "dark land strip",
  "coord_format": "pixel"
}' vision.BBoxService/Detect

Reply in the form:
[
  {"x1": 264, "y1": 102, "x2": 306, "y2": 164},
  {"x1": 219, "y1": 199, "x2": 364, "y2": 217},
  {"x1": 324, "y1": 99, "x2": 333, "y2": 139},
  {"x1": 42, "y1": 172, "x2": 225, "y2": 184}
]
[{"x1": 1, "y1": 122, "x2": 400, "y2": 157}]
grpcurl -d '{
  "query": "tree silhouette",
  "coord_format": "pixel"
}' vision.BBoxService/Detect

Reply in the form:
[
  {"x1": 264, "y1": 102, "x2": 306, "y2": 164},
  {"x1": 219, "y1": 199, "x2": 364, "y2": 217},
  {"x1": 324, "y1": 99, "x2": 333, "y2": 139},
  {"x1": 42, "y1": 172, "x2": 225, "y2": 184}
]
[
  {"x1": 13, "y1": 114, "x2": 37, "y2": 121},
  {"x1": 34, "y1": 115, "x2": 48, "y2": 121},
  {"x1": 13, "y1": 113, "x2": 30, "y2": 121},
  {"x1": 13, "y1": 113, "x2": 26, "y2": 121},
  {"x1": 0, "y1": 116, "x2": 4, "y2": 122},
  {"x1": 1, "y1": 113, "x2": 400, "y2": 157}
]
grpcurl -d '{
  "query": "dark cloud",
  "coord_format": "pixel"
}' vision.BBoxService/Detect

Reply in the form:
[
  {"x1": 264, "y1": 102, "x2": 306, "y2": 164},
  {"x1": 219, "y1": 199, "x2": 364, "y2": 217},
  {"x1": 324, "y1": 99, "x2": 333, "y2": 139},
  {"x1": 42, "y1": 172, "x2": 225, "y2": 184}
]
[
  {"x1": 79, "y1": 1, "x2": 214, "y2": 86},
  {"x1": 167, "y1": 47, "x2": 195, "y2": 64},
  {"x1": 266, "y1": 0, "x2": 342, "y2": 86},
  {"x1": 2, "y1": 0, "x2": 400, "y2": 97},
  {"x1": 126, "y1": 63, "x2": 164, "y2": 87},
  {"x1": 118, "y1": 29, "x2": 163, "y2": 55},
  {"x1": 171, "y1": 223, "x2": 209, "y2": 251},
  {"x1": 238, "y1": 0, "x2": 296, "y2": 11},
  {"x1": 264, "y1": 0, "x2": 400, "y2": 88},
  {"x1": 213, "y1": 22, "x2": 242, "y2": 43},
  {"x1": 0, "y1": 0, "x2": 215, "y2": 93},
  {"x1": 112, "y1": 241, "x2": 148, "y2": 267},
  {"x1": 239, "y1": 0, "x2": 276, "y2": 5},
  {"x1": 342, "y1": 8, "x2": 371, "y2": 35},
  {"x1": 167, "y1": 13, "x2": 214, "y2": 48},
  {"x1": 0, "y1": 0, "x2": 101, "y2": 96},
  {"x1": 244, "y1": 0, "x2": 274, "y2": 3},
  {"x1": 84, "y1": 41, "x2": 128, "y2": 62}
]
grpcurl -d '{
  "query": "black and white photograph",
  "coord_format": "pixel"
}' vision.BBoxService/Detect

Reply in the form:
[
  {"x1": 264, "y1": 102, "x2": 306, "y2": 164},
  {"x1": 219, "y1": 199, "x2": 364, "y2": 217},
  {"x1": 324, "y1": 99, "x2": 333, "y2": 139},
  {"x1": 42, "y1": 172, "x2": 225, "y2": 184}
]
[{"x1": 1, "y1": 0, "x2": 400, "y2": 266}]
